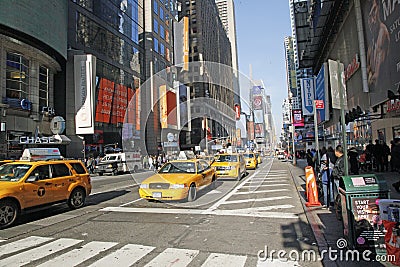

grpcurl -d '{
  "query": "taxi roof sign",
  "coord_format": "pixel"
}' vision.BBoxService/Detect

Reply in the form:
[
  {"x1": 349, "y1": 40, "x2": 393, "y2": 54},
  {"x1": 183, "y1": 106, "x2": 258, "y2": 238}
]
[{"x1": 20, "y1": 148, "x2": 63, "y2": 161}]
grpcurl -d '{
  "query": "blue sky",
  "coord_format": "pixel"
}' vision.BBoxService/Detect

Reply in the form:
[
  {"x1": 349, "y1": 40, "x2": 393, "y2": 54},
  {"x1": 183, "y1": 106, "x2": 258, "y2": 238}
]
[{"x1": 235, "y1": 0, "x2": 292, "y2": 136}]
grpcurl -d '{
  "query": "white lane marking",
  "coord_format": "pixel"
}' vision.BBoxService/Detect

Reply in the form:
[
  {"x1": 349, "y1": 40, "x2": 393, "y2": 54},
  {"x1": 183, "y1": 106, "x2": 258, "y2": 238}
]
[
  {"x1": 207, "y1": 190, "x2": 222, "y2": 194},
  {"x1": 143, "y1": 248, "x2": 199, "y2": 267},
  {"x1": 233, "y1": 189, "x2": 289, "y2": 195},
  {"x1": 201, "y1": 253, "x2": 247, "y2": 267},
  {"x1": 99, "y1": 205, "x2": 297, "y2": 219},
  {"x1": 257, "y1": 259, "x2": 299, "y2": 266},
  {"x1": 212, "y1": 210, "x2": 298, "y2": 219},
  {"x1": 120, "y1": 198, "x2": 143, "y2": 207},
  {"x1": 220, "y1": 196, "x2": 292, "y2": 205},
  {"x1": 0, "y1": 236, "x2": 53, "y2": 257},
  {"x1": 230, "y1": 205, "x2": 295, "y2": 212},
  {"x1": 37, "y1": 241, "x2": 118, "y2": 267},
  {"x1": 240, "y1": 184, "x2": 289, "y2": 188},
  {"x1": 88, "y1": 244, "x2": 155, "y2": 267},
  {"x1": 206, "y1": 169, "x2": 261, "y2": 212},
  {"x1": 0, "y1": 238, "x2": 83, "y2": 267}
]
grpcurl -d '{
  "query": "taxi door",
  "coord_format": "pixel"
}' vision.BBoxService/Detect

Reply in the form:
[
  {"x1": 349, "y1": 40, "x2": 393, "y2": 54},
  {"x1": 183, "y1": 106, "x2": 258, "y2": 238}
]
[
  {"x1": 198, "y1": 160, "x2": 213, "y2": 186},
  {"x1": 50, "y1": 163, "x2": 75, "y2": 202},
  {"x1": 22, "y1": 165, "x2": 54, "y2": 208}
]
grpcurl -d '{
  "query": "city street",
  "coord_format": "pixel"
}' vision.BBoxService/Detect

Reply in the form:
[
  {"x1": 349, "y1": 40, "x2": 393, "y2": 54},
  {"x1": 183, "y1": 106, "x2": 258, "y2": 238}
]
[{"x1": 0, "y1": 157, "x2": 321, "y2": 266}]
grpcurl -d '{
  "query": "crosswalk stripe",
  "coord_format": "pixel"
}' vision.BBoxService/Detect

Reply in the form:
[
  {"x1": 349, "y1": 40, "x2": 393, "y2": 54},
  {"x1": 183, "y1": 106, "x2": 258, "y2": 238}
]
[
  {"x1": 240, "y1": 184, "x2": 289, "y2": 188},
  {"x1": 234, "y1": 189, "x2": 289, "y2": 195},
  {"x1": 201, "y1": 253, "x2": 247, "y2": 267},
  {"x1": 88, "y1": 244, "x2": 155, "y2": 267},
  {"x1": 37, "y1": 241, "x2": 118, "y2": 267},
  {"x1": 0, "y1": 238, "x2": 83, "y2": 267},
  {"x1": 143, "y1": 247, "x2": 199, "y2": 267},
  {"x1": 221, "y1": 196, "x2": 292, "y2": 205},
  {"x1": 0, "y1": 236, "x2": 53, "y2": 257}
]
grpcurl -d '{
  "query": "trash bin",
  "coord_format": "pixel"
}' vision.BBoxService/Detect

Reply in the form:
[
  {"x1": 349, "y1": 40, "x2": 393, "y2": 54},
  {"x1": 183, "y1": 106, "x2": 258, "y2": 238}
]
[{"x1": 339, "y1": 174, "x2": 389, "y2": 254}]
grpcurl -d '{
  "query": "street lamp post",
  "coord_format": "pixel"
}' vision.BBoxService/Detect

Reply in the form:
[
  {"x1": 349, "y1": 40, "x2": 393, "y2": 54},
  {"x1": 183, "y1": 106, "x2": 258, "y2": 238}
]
[{"x1": 289, "y1": 95, "x2": 296, "y2": 165}]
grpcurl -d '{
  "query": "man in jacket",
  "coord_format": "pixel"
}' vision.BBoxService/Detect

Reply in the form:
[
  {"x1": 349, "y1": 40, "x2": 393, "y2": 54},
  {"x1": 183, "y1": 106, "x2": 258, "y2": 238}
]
[{"x1": 332, "y1": 145, "x2": 345, "y2": 199}]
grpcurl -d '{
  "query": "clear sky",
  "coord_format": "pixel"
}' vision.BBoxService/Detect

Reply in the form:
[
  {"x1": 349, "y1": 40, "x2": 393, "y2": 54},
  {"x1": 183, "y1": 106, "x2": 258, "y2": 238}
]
[{"x1": 235, "y1": 0, "x2": 292, "y2": 137}]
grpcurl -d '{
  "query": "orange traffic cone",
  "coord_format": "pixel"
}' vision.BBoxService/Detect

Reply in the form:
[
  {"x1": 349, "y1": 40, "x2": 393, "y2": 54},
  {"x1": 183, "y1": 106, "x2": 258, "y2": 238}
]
[{"x1": 305, "y1": 166, "x2": 321, "y2": 207}]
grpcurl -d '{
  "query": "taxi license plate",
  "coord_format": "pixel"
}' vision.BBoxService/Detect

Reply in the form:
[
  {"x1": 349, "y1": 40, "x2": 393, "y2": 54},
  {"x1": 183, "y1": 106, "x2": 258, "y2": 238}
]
[{"x1": 152, "y1": 192, "x2": 162, "y2": 198}]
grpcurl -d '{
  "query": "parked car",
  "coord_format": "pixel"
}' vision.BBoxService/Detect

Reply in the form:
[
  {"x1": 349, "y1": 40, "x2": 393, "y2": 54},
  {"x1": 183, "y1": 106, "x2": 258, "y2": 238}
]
[
  {"x1": 212, "y1": 153, "x2": 246, "y2": 180},
  {"x1": 277, "y1": 151, "x2": 286, "y2": 160},
  {"x1": 139, "y1": 159, "x2": 216, "y2": 202},
  {"x1": 0, "y1": 157, "x2": 91, "y2": 229}
]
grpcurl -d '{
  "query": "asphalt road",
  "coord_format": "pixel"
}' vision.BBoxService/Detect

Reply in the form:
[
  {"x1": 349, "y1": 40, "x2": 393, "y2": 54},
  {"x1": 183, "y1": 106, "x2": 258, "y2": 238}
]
[{"x1": 0, "y1": 157, "x2": 322, "y2": 267}]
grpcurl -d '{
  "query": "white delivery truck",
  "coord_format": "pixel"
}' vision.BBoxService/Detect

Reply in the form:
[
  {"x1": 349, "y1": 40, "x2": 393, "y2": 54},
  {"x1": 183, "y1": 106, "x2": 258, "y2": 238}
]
[{"x1": 95, "y1": 152, "x2": 141, "y2": 176}]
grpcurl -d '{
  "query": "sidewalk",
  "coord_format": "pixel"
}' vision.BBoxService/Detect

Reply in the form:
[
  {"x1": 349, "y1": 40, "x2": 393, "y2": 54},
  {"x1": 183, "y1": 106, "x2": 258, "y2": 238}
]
[{"x1": 289, "y1": 159, "x2": 400, "y2": 267}]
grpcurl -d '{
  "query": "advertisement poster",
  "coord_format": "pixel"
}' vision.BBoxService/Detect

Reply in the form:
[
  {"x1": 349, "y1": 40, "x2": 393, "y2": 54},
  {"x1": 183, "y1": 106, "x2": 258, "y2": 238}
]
[
  {"x1": 301, "y1": 78, "x2": 315, "y2": 116},
  {"x1": 254, "y1": 110, "x2": 264, "y2": 124},
  {"x1": 253, "y1": 96, "x2": 263, "y2": 110},
  {"x1": 328, "y1": 59, "x2": 348, "y2": 110},
  {"x1": 95, "y1": 78, "x2": 114, "y2": 123},
  {"x1": 178, "y1": 83, "x2": 189, "y2": 129},
  {"x1": 74, "y1": 55, "x2": 96, "y2": 134},
  {"x1": 111, "y1": 84, "x2": 128, "y2": 125},
  {"x1": 255, "y1": 123, "x2": 264, "y2": 138},
  {"x1": 315, "y1": 63, "x2": 329, "y2": 123},
  {"x1": 361, "y1": 0, "x2": 400, "y2": 106},
  {"x1": 292, "y1": 109, "x2": 304, "y2": 127}
]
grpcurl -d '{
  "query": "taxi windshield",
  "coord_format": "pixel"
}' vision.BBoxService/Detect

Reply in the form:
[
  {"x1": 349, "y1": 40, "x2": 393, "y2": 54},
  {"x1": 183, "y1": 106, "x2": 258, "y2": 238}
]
[
  {"x1": 0, "y1": 164, "x2": 32, "y2": 181},
  {"x1": 158, "y1": 162, "x2": 196, "y2": 174},
  {"x1": 215, "y1": 155, "x2": 237, "y2": 162},
  {"x1": 244, "y1": 154, "x2": 254, "y2": 158}
]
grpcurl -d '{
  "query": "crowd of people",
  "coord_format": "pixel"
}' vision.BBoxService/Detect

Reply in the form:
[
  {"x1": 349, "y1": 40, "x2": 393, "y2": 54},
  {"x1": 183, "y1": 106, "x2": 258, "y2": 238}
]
[{"x1": 305, "y1": 138, "x2": 400, "y2": 207}]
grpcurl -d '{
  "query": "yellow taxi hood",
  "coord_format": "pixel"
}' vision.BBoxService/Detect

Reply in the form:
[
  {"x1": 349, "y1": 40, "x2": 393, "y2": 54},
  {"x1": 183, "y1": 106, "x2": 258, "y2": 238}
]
[
  {"x1": 212, "y1": 162, "x2": 237, "y2": 167},
  {"x1": 142, "y1": 173, "x2": 195, "y2": 184}
]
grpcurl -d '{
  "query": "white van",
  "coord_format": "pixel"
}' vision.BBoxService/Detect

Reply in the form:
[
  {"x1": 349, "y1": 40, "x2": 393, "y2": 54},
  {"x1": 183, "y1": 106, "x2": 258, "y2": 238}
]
[{"x1": 95, "y1": 152, "x2": 141, "y2": 175}]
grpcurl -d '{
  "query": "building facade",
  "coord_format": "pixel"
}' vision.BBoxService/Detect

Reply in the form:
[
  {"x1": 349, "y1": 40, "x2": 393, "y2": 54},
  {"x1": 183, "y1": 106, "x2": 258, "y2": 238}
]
[{"x1": 0, "y1": 0, "x2": 67, "y2": 159}]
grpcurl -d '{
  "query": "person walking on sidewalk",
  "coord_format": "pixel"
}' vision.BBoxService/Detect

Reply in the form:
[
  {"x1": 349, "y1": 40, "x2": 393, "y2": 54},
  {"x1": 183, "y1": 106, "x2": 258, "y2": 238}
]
[
  {"x1": 320, "y1": 147, "x2": 334, "y2": 207},
  {"x1": 332, "y1": 145, "x2": 345, "y2": 199},
  {"x1": 306, "y1": 149, "x2": 315, "y2": 169}
]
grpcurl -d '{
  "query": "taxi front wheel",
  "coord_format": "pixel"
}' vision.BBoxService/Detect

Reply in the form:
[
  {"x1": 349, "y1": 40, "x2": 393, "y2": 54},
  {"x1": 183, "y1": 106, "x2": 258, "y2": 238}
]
[
  {"x1": 0, "y1": 200, "x2": 18, "y2": 229},
  {"x1": 187, "y1": 184, "x2": 197, "y2": 202},
  {"x1": 68, "y1": 188, "x2": 86, "y2": 209}
]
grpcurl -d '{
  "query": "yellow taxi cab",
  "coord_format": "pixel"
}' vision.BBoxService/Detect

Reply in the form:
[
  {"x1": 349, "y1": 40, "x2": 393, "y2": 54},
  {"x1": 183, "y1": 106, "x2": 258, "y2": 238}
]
[
  {"x1": 139, "y1": 159, "x2": 216, "y2": 202},
  {"x1": 255, "y1": 152, "x2": 262, "y2": 164},
  {"x1": 0, "y1": 160, "x2": 14, "y2": 166},
  {"x1": 244, "y1": 152, "x2": 258, "y2": 170},
  {"x1": 212, "y1": 153, "x2": 246, "y2": 180},
  {"x1": 0, "y1": 148, "x2": 91, "y2": 229}
]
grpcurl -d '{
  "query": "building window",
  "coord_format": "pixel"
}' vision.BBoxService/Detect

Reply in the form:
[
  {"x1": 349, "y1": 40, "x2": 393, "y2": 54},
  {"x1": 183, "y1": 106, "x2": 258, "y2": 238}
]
[
  {"x1": 6, "y1": 52, "x2": 29, "y2": 99},
  {"x1": 154, "y1": 18, "x2": 158, "y2": 33},
  {"x1": 159, "y1": 7, "x2": 164, "y2": 20},
  {"x1": 153, "y1": 0, "x2": 158, "y2": 14},
  {"x1": 39, "y1": 66, "x2": 49, "y2": 108},
  {"x1": 160, "y1": 43, "x2": 165, "y2": 56},
  {"x1": 160, "y1": 25, "x2": 165, "y2": 39},
  {"x1": 154, "y1": 38, "x2": 159, "y2": 52}
]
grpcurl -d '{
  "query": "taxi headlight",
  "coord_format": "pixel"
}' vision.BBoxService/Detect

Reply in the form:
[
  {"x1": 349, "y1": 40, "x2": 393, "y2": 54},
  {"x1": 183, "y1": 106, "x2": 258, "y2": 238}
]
[
  {"x1": 140, "y1": 184, "x2": 149, "y2": 189},
  {"x1": 108, "y1": 164, "x2": 113, "y2": 168},
  {"x1": 170, "y1": 184, "x2": 185, "y2": 189}
]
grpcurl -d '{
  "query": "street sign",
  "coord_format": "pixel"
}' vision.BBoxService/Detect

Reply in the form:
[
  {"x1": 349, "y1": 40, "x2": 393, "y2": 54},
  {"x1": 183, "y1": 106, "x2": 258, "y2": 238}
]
[{"x1": 315, "y1": 100, "x2": 324, "y2": 109}]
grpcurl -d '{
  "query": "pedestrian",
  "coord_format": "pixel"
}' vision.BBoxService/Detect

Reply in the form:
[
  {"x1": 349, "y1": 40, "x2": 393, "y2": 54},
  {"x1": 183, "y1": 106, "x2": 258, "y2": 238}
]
[
  {"x1": 148, "y1": 155, "x2": 153, "y2": 170},
  {"x1": 320, "y1": 147, "x2": 334, "y2": 207},
  {"x1": 359, "y1": 150, "x2": 367, "y2": 171},
  {"x1": 373, "y1": 139, "x2": 383, "y2": 172},
  {"x1": 366, "y1": 140, "x2": 374, "y2": 171},
  {"x1": 348, "y1": 147, "x2": 359, "y2": 175},
  {"x1": 382, "y1": 142, "x2": 390, "y2": 172},
  {"x1": 306, "y1": 149, "x2": 314, "y2": 168},
  {"x1": 332, "y1": 145, "x2": 345, "y2": 199}
]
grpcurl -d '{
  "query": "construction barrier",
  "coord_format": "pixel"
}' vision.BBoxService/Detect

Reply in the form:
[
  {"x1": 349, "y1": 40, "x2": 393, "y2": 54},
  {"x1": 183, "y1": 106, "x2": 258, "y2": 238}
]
[{"x1": 305, "y1": 166, "x2": 321, "y2": 207}]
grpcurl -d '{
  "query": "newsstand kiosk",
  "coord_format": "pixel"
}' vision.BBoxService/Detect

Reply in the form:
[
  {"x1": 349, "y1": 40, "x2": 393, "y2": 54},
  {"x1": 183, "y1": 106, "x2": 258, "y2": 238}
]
[{"x1": 338, "y1": 174, "x2": 389, "y2": 255}]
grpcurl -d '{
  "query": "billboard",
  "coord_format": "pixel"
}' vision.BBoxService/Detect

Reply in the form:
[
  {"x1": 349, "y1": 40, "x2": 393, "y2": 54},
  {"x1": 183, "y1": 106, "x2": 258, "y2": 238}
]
[
  {"x1": 301, "y1": 78, "x2": 315, "y2": 116},
  {"x1": 293, "y1": 109, "x2": 304, "y2": 127},
  {"x1": 159, "y1": 85, "x2": 168, "y2": 128},
  {"x1": 177, "y1": 83, "x2": 190, "y2": 129},
  {"x1": 254, "y1": 110, "x2": 264, "y2": 124},
  {"x1": 328, "y1": 59, "x2": 348, "y2": 110},
  {"x1": 167, "y1": 90, "x2": 177, "y2": 126},
  {"x1": 253, "y1": 95, "x2": 263, "y2": 110},
  {"x1": 74, "y1": 55, "x2": 96, "y2": 135},
  {"x1": 252, "y1": 86, "x2": 262, "y2": 95},
  {"x1": 315, "y1": 63, "x2": 330, "y2": 123},
  {"x1": 361, "y1": 0, "x2": 400, "y2": 106},
  {"x1": 111, "y1": 84, "x2": 129, "y2": 124},
  {"x1": 255, "y1": 123, "x2": 264, "y2": 138}
]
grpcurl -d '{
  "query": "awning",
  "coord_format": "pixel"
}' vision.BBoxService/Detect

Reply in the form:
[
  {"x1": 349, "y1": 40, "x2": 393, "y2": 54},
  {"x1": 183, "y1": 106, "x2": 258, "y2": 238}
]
[{"x1": 53, "y1": 134, "x2": 71, "y2": 144}]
